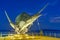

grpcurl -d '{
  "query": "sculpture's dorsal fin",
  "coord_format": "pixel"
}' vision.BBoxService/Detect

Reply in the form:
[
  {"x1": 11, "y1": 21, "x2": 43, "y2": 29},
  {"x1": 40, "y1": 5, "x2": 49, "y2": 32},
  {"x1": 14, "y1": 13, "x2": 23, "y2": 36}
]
[{"x1": 15, "y1": 12, "x2": 31, "y2": 24}]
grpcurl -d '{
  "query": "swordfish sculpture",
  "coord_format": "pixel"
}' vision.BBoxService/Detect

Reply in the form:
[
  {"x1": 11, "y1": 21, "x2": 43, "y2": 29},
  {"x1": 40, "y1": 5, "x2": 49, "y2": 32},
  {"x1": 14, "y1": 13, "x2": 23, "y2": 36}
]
[{"x1": 5, "y1": 3, "x2": 48, "y2": 34}]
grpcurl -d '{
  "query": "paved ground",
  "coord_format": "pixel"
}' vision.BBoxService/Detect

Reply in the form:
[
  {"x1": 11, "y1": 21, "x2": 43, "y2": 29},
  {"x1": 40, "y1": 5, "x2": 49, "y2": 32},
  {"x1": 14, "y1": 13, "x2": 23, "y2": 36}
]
[{"x1": 0, "y1": 34, "x2": 60, "y2": 40}]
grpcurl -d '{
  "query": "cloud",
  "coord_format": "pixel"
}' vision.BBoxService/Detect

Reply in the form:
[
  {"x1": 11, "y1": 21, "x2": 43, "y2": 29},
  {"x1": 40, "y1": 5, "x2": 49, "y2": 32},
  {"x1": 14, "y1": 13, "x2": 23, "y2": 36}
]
[{"x1": 50, "y1": 17, "x2": 60, "y2": 23}]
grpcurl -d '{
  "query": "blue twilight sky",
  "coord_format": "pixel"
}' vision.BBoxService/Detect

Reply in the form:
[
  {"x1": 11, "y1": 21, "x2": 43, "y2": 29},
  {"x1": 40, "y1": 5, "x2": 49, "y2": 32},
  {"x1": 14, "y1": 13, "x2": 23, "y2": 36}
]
[{"x1": 0, "y1": 0, "x2": 60, "y2": 31}]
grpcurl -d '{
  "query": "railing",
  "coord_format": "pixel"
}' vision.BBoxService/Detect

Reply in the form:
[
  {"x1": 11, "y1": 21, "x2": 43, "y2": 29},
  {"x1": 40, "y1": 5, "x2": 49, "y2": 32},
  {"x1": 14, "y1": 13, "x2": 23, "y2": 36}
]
[{"x1": 0, "y1": 31, "x2": 60, "y2": 38}]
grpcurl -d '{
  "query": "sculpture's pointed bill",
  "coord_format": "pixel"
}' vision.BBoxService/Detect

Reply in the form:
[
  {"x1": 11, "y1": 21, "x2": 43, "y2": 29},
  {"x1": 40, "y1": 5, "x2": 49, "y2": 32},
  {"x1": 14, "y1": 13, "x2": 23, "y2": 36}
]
[{"x1": 38, "y1": 3, "x2": 48, "y2": 13}]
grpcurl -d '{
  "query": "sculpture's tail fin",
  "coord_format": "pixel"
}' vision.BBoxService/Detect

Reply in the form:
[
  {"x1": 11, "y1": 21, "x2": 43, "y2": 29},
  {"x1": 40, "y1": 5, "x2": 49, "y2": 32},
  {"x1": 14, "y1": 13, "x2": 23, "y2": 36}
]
[
  {"x1": 5, "y1": 11, "x2": 15, "y2": 29},
  {"x1": 5, "y1": 11, "x2": 12, "y2": 23}
]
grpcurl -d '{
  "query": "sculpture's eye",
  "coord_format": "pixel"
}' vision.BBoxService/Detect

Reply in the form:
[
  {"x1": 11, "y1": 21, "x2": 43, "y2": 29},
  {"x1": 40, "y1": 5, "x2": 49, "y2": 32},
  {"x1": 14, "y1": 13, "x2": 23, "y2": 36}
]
[{"x1": 19, "y1": 21, "x2": 25, "y2": 28}]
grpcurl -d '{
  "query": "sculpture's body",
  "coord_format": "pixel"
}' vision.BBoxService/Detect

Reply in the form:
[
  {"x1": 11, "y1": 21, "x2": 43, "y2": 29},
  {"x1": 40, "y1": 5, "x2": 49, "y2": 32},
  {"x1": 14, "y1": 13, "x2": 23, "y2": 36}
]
[{"x1": 5, "y1": 3, "x2": 48, "y2": 34}]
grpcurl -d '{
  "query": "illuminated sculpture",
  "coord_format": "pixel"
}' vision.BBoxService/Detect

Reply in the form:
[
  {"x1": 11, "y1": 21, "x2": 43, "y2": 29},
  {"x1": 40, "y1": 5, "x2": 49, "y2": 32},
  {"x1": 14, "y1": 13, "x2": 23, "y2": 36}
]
[{"x1": 5, "y1": 3, "x2": 48, "y2": 34}]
